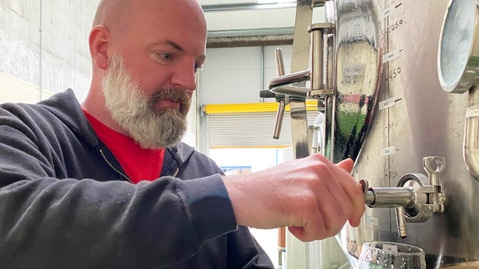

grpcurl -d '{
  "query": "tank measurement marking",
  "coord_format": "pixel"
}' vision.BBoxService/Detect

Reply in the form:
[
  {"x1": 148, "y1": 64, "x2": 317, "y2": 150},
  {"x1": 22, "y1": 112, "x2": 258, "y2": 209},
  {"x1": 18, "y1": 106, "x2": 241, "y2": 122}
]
[
  {"x1": 382, "y1": 2, "x2": 403, "y2": 19},
  {"x1": 383, "y1": 49, "x2": 402, "y2": 64},
  {"x1": 379, "y1": 97, "x2": 401, "y2": 110},
  {"x1": 387, "y1": 18, "x2": 405, "y2": 34},
  {"x1": 380, "y1": 146, "x2": 397, "y2": 156},
  {"x1": 386, "y1": 66, "x2": 402, "y2": 82}
]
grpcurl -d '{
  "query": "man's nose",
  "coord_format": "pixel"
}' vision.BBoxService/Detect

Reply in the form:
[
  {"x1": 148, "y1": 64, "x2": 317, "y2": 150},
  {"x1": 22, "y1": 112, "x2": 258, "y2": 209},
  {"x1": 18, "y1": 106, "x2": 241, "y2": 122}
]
[{"x1": 170, "y1": 61, "x2": 197, "y2": 92}]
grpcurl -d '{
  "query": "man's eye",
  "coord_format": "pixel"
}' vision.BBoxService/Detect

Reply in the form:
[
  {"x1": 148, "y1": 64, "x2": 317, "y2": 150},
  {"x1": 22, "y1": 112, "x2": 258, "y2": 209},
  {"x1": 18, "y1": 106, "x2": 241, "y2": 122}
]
[
  {"x1": 195, "y1": 63, "x2": 203, "y2": 72},
  {"x1": 157, "y1": 52, "x2": 174, "y2": 62}
]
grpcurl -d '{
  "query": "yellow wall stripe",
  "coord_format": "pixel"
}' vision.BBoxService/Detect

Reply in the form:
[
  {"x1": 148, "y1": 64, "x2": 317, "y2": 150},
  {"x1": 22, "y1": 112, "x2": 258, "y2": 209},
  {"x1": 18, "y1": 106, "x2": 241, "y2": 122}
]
[{"x1": 203, "y1": 100, "x2": 318, "y2": 115}]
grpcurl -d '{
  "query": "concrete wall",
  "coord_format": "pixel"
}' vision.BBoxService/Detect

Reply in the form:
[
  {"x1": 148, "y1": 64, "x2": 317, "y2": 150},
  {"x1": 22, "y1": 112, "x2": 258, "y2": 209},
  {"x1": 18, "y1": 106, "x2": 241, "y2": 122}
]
[{"x1": 0, "y1": 0, "x2": 99, "y2": 103}]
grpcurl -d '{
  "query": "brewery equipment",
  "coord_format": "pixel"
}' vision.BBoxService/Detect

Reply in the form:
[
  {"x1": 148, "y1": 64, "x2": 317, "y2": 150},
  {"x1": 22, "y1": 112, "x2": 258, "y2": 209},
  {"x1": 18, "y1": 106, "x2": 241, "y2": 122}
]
[{"x1": 266, "y1": 0, "x2": 479, "y2": 268}]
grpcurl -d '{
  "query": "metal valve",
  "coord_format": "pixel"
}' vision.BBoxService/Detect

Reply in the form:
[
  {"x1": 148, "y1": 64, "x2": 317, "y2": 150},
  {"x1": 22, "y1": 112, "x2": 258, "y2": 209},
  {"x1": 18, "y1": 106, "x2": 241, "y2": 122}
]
[
  {"x1": 360, "y1": 156, "x2": 446, "y2": 238},
  {"x1": 267, "y1": 23, "x2": 335, "y2": 152}
]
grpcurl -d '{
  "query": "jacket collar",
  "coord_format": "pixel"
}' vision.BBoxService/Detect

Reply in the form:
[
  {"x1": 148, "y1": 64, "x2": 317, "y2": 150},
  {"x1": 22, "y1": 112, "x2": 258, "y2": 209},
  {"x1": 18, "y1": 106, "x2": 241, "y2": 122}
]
[{"x1": 41, "y1": 89, "x2": 197, "y2": 177}]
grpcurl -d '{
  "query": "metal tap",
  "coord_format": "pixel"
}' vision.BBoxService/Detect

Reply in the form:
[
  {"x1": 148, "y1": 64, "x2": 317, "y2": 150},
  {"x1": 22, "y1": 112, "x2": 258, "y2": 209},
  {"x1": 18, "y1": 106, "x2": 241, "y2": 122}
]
[
  {"x1": 360, "y1": 156, "x2": 446, "y2": 238},
  {"x1": 267, "y1": 22, "x2": 335, "y2": 161}
]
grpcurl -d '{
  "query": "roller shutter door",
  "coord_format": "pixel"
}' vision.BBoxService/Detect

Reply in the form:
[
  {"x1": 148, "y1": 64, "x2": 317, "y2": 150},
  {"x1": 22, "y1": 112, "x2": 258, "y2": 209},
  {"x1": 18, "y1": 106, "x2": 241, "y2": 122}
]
[{"x1": 207, "y1": 111, "x2": 319, "y2": 148}]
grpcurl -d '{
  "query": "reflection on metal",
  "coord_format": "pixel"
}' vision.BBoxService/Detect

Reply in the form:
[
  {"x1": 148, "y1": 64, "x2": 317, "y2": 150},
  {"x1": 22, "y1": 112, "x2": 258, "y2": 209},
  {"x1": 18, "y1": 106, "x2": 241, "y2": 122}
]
[
  {"x1": 271, "y1": 0, "x2": 382, "y2": 163},
  {"x1": 272, "y1": 0, "x2": 382, "y2": 167},
  {"x1": 269, "y1": 70, "x2": 311, "y2": 90},
  {"x1": 309, "y1": 23, "x2": 334, "y2": 95},
  {"x1": 326, "y1": 0, "x2": 381, "y2": 163},
  {"x1": 464, "y1": 87, "x2": 479, "y2": 180}
]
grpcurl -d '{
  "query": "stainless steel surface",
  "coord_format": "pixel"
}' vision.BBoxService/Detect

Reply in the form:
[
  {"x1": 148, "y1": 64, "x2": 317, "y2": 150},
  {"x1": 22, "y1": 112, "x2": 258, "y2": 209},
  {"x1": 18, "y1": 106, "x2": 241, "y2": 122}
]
[
  {"x1": 325, "y1": 0, "x2": 381, "y2": 163},
  {"x1": 289, "y1": 100, "x2": 312, "y2": 158},
  {"x1": 281, "y1": 1, "x2": 316, "y2": 268},
  {"x1": 309, "y1": 23, "x2": 334, "y2": 93},
  {"x1": 335, "y1": 0, "x2": 479, "y2": 267},
  {"x1": 362, "y1": 182, "x2": 416, "y2": 209},
  {"x1": 288, "y1": 0, "x2": 315, "y2": 160},
  {"x1": 458, "y1": 0, "x2": 479, "y2": 182},
  {"x1": 464, "y1": 87, "x2": 479, "y2": 180},
  {"x1": 359, "y1": 156, "x2": 447, "y2": 239},
  {"x1": 268, "y1": 70, "x2": 311, "y2": 89},
  {"x1": 282, "y1": 0, "x2": 479, "y2": 267}
]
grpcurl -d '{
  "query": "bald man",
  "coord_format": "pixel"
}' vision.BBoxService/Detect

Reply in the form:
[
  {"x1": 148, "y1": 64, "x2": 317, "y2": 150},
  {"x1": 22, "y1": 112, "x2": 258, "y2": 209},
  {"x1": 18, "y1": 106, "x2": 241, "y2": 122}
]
[{"x1": 0, "y1": 0, "x2": 364, "y2": 268}]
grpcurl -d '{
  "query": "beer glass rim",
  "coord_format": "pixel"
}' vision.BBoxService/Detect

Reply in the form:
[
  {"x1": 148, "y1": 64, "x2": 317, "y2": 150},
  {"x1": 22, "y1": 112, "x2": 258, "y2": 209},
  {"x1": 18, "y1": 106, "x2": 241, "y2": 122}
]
[{"x1": 363, "y1": 241, "x2": 425, "y2": 254}]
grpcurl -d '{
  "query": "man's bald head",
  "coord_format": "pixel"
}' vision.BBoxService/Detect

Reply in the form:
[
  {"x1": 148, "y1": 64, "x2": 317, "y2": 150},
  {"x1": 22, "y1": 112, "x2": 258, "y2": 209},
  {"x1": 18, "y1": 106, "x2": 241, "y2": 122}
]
[
  {"x1": 92, "y1": 0, "x2": 132, "y2": 37},
  {"x1": 92, "y1": 0, "x2": 206, "y2": 39}
]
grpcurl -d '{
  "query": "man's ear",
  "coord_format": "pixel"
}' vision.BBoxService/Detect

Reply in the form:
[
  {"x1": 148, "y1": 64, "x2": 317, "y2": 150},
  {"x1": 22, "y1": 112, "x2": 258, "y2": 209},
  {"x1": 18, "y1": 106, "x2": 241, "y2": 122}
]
[{"x1": 89, "y1": 25, "x2": 110, "y2": 70}]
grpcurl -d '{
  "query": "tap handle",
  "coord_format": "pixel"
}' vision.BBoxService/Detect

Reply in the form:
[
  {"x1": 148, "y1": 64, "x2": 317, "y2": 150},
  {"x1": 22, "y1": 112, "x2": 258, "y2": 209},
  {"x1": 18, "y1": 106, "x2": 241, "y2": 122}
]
[
  {"x1": 422, "y1": 156, "x2": 445, "y2": 186},
  {"x1": 270, "y1": 48, "x2": 287, "y2": 140},
  {"x1": 360, "y1": 179, "x2": 375, "y2": 206},
  {"x1": 260, "y1": 48, "x2": 286, "y2": 100},
  {"x1": 275, "y1": 48, "x2": 286, "y2": 76},
  {"x1": 422, "y1": 156, "x2": 446, "y2": 212},
  {"x1": 259, "y1": 89, "x2": 276, "y2": 99},
  {"x1": 273, "y1": 100, "x2": 286, "y2": 139}
]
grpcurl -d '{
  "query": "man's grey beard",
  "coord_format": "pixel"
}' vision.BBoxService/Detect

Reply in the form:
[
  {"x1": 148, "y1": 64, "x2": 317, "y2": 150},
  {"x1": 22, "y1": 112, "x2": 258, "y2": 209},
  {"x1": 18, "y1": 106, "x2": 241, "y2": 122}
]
[{"x1": 102, "y1": 55, "x2": 191, "y2": 149}]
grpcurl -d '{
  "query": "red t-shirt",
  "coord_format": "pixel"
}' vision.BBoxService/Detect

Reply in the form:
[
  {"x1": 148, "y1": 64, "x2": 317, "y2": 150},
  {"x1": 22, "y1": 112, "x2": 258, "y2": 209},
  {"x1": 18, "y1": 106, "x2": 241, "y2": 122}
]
[{"x1": 83, "y1": 110, "x2": 164, "y2": 184}]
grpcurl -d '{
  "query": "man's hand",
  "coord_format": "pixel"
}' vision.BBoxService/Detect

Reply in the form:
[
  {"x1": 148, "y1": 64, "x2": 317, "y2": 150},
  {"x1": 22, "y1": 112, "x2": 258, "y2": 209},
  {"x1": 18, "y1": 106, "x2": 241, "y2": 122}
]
[{"x1": 223, "y1": 154, "x2": 365, "y2": 242}]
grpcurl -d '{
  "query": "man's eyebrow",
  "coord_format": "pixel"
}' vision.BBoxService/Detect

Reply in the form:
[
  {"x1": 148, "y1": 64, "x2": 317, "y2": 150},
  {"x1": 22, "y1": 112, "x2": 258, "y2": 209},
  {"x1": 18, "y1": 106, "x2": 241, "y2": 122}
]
[
  {"x1": 165, "y1": 40, "x2": 183, "y2": 52},
  {"x1": 164, "y1": 40, "x2": 207, "y2": 62}
]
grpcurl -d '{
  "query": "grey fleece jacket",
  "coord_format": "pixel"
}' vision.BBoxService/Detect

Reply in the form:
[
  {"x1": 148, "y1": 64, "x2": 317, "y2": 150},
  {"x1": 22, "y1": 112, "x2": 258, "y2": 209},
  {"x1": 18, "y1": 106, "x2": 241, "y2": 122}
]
[{"x1": 0, "y1": 89, "x2": 273, "y2": 269}]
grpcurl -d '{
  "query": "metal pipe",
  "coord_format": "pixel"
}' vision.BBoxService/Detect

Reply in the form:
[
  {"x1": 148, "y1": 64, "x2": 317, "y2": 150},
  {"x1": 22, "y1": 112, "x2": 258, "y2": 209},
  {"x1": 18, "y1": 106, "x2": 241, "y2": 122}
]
[
  {"x1": 364, "y1": 187, "x2": 416, "y2": 208},
  {"x1": 268, "y1": 70, "x2": 311, "y2": 89},
  {"x1": 202, "y1": 2, "x2": 297, "y2": 12},
  {"x1": 207, "y1": 33, "x2": 294, "y2": 48}
]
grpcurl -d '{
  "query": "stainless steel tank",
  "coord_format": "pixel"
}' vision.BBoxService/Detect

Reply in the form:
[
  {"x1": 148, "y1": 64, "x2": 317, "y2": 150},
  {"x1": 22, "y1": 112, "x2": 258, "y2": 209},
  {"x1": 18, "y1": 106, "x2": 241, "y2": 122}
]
[
  {"x1": 268, "y1": 0, "x2": 479, "y2": 268},
  {"x1": 335, "y1": 0, "x2": 479, "y2": 267}
]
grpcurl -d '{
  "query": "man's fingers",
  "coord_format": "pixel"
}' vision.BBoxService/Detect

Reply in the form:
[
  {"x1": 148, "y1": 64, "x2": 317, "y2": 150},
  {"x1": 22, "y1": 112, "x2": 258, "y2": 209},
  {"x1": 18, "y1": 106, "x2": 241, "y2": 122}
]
[
  {"x1": 335, "y1": 158, "x2": 365, "y2": 227},
  {"x1": 336, "y1": 158, "x2": 354, "y2": 173}
]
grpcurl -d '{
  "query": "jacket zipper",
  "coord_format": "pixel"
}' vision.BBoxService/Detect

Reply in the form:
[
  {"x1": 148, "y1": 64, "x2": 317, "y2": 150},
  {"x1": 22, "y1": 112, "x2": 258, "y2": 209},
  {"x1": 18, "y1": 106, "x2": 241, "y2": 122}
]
[
  {"x1": 172, "y1": 167, "x2": 179, "y2": 177},
  {"x1": 99, "y1": 148, "x2": 133, "y2": 183}
]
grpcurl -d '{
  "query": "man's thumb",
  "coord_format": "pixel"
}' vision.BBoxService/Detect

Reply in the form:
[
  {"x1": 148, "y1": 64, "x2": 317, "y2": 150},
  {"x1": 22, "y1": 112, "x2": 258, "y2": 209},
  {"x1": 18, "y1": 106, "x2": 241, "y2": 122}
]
[{"x1": 336, "y1": 158, "x2": 354, "y2": 173}]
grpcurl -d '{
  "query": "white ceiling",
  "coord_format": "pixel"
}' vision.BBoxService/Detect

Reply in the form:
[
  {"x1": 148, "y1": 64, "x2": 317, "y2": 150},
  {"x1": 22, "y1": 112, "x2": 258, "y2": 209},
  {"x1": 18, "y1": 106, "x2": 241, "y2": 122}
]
[{"x1": 198, "y1": 0, "x2": 298, "y2": 33}]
